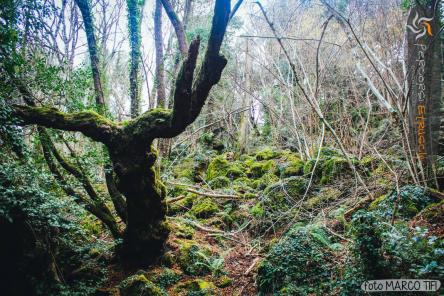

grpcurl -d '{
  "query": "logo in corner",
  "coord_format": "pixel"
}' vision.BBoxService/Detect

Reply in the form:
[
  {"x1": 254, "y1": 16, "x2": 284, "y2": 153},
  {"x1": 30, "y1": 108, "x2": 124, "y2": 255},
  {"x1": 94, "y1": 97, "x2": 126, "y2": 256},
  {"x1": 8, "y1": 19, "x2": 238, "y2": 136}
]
[{"x1": 407, "y1": 11, "x2": 433, "y2": 40}]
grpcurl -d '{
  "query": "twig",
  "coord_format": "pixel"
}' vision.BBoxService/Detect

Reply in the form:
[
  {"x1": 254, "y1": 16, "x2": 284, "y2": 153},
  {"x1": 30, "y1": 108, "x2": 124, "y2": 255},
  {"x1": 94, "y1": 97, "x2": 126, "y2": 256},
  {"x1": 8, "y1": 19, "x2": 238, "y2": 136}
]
[
  {"x1": 237, "y1": 34, "x2": 341, "y2": 47},
  {"x1": 165, "y1": 181, "x2": 244, "y2": 199}
]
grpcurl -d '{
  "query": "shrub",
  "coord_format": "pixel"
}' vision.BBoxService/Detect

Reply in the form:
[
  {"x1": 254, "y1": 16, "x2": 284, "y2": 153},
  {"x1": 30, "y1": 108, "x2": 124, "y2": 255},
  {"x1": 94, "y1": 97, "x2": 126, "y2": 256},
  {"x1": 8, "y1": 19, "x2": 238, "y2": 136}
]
[{"x1": 256, "y1": 225, "x2": 336, "y2": 295}]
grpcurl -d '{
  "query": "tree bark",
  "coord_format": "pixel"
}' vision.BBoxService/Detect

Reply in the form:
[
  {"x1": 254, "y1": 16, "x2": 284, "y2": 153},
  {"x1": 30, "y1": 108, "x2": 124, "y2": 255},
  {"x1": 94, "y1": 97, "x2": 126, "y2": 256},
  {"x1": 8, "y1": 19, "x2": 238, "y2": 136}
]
[
  {"x1": 154, "y1": 0, "x2": 166, "y2": 108},
  {"x1": 74, "y1": 0, "x2": 105, "y2": 108},
  {"x1": 159, "y1": 0, "x2": 188, "y2": 56},
  {"x1": 127, "y1": 0, "x2": 142, "y2": 118},
  {"x1": 109, "y1": 142, "x2": 168, "y2": 266}
]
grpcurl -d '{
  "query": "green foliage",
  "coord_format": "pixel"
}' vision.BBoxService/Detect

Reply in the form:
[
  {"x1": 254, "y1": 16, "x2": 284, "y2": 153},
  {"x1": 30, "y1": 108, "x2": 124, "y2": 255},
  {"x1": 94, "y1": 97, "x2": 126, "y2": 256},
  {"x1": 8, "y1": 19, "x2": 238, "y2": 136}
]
[
  {"x1": 177, "y1": 241, "x2": 212, "y2": 276},
  {"x1": 255, "y1": 147, "x2": 280, "y2": 161},
  {"x1": 260, "y1": 176, "x2": 308, "y2": 214},
  {"x1": 340, "y1": 204, "x2": 444, "y2": 294},
  {"x1": 206, "y1": 155, "x2": 230, "y2": 180},
  {"x1": 174, "y1": 222, "x2": 195, "y2": 239},
  {"x1": 370, "y1": 185, "x2": 439, "y2": 219},
  {"x1": 0, "y1": 151, "x2": 108, "y2": 295},
  {"x1": 208, "y1": 176, "x2": 230, "y2": 189},
  {"x1": 152, "y1": 268, "x2": 182, "y2": 289},
  {"x1": 305, "y1": 187, "x2": 341, "y2": 209},
  {"x1": 189, "y1": 198, "x2": 219, "y2": 219},
  {"x1": 176, "y1": 279, "x2": 216, "y2": 296},
  {"x1": 119, "y1": 274, "x2": 166, "y2": 296},
  {"x1": 256, "y1": 224, "x2": 336, "y2": 295},
  {"x1": 195, "y1": 251, "x2": 225, "y2": 277},
  {"x1": 350, "y1": 210, "x2": 387, "y2": 279}
]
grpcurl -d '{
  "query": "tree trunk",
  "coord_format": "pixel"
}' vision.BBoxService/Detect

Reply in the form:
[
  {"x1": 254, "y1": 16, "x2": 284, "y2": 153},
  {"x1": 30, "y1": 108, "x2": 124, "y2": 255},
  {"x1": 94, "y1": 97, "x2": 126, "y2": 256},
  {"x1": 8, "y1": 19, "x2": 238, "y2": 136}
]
[{"x1": 110, "y1": 144, "x2": 169, "y2": 266}]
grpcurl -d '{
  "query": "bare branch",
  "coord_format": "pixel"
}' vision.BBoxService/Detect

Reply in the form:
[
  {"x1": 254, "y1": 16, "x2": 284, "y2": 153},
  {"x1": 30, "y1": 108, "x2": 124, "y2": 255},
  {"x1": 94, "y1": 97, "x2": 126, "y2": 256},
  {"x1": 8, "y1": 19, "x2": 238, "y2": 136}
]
[{"x1": 160, "y1": 0, "x2": 188, "y2": 56}]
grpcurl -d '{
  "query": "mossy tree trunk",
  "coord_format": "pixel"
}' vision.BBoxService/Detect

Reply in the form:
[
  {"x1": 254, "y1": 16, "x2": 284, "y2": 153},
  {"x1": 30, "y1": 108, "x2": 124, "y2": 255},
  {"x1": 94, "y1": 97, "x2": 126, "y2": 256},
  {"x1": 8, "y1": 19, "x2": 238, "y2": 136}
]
[
  {"x1": 109, "y1": 143, "x2": 168, "y2": 265},
  {"x1": 12, "y1": 0, "x2": 231, "y2": 267}
]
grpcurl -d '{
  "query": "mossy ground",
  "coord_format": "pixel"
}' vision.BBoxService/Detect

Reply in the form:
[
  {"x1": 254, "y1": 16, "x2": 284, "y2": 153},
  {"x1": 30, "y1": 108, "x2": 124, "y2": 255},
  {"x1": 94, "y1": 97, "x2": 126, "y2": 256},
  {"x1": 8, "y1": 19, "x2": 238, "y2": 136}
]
[{"x1": 97, "y1": 147, "x2": 443, "y2": 295}]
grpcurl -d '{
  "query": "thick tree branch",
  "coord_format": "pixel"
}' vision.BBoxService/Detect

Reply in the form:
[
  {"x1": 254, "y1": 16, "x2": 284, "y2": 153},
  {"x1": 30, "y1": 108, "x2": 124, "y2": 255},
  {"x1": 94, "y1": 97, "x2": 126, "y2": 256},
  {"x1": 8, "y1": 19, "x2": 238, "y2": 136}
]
[
  {"x1": 123, "y1": 0, "x2": 230, "y2": 142},
  {"x1": 170, "y1": 38, "x2": 200, "y2": 128},
  {"x1": 13, "y1": 105, "x2": 120, "y2": 145},
  {"x1": 188, "y1": 0, "x2": 230, "y2": 121}
]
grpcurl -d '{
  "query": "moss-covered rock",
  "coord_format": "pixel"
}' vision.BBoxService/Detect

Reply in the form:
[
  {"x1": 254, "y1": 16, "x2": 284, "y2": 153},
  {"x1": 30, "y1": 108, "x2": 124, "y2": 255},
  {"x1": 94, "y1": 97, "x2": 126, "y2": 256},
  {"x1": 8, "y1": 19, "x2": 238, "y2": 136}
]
[
  {"x1": 419, "y1": 199, "x2": 444, "y2": 225},
  {"x1": 215, "y1": 275, "x2": 232, "y2": 288},
  {"x1": 251, "y1": 173, "x2": 279, "y2": 191},
  {"x1": 256, "y1": 225, "x2": 335, "y2": 295},
  {"x1": 279, "y1": 151, "x2": 305, "y2": 178},
  {"x1": 172, "y1": 156, "x2": 206, "y2": 182},
  {"x1": 159, "y1": 251, "x2": 175, "y2": 267},
  {"x1": 119, "y1": 274, "x2": 166, "y2": 296},
  {"x1": 206, "y1": 155, "x2": 246, "y2": 181},
  {"x1": 225, "y1": 165, "x2": 247, "y2": 180},
  {"x1": 177, "y1": 241, "x2": 211, "y2": 275},
  {"x1": 189, "y1": 198, "x2": 219, "y2": 219},
  {"x1": 248, "y1": 160, "x2": 277, "y2": 179},
  {"x1": 206, "y1": 155, "x2": 230, "y2": 181},
  {"x1": 208, "y1": 176, "x2": 230, "y2": 189},
  {"x1": 263, "y1": 176, "x2": 307, "y2": 206},
  {"x1": 255, "y1": 147, "x2": 280, "y2": 160},
  {"x1": 319, "y1": 156, "x2": 348, "y2": 184},
  {"x1": 174, "y1": 222, "x2": 195, "y2": 239},
  {"x1": 302, "y1": 159, "x2": 322, "y2": 177},
  {"x1": 176, "y1": 279, "x2": 216, "y2": 295},
  {"x1": 305, "y1": 187, "x2": 341, "y2": 209}
]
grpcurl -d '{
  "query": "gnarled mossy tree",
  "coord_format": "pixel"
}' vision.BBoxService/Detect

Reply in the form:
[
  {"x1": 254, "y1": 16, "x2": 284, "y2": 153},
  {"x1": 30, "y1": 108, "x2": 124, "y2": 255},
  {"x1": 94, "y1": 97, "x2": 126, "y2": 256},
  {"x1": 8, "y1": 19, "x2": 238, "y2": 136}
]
[{"x1": 12, "y1": 0, "x2": 231, "y2": 267}]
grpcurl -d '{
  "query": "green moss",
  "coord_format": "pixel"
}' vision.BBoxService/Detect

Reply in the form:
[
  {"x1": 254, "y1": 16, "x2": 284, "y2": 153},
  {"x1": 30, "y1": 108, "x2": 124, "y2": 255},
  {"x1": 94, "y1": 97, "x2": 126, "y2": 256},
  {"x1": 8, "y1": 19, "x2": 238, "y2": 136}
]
[
  {"x1": 280, "y1": 151, "x2": 305, "y2": 177},
  {"x1": 248, "y1": 160, "x2": 277, "y2": 179},
  {"x1": 208, "y1": 176, "x2": 230, "y2": 189},
  {"x1": 160, "y1": 251, "x2": 175, "y2": 267},
  {"x1": 255, "y1": 147, "x2": 280, "y2": 160},
  {"x1": 305, "y1": 187, "x2": 341, "y2": 209},
  {"x1": 206, "y1": 155, "x2": 246, "y2": 181},
  {"x1": 319, "y1": 156, "x2": 348, "y2": 184},
  {"x1": 174, "y1": 222, "x2": 195, "y2": 239},
  {"x1": 251, "y1": 173, "x2": 279, "y2": 190},
  {"x1": 250, "y1": 202, "x2": 265, "y2": 218},
  {"x1": 225, "y1": 166, "x2": 247, "y2": 179},
  {"x1": 177, "y1": 241, "x2": 211, "y2": 275},
  {"x1": 303, "y1": 159, "x2": 321, "y2": 176},
  {"x1": 189, "y1": 198, "x2": 219, "y2": 219},
  {"x1": 258, "y1": 176, "x2": 308, "y2": 220},
  {"x1": 176, "y1": 279, "x2": 216, "y2": 295},
  {"x1": 420, "y1": 199, "x2": 444, "y2": 224},
  {"x1": 206, "y1": 155, "x2": 230, "y2": 181},
  {"x1": 215, "y1": 275, "x2": 232, "y2": 288},
  {"x1": 168, "y1": 194, "x2": 195, "y2": 215},
  {"x1": 369, "y1": 194, "x2": 387, "y2": 210},
  {"x1": 119, "y1": 274, "x2": 166, "y2": 296},
  {"x1": 359, "y1": 155, "x2": 377, "y2": 168}
]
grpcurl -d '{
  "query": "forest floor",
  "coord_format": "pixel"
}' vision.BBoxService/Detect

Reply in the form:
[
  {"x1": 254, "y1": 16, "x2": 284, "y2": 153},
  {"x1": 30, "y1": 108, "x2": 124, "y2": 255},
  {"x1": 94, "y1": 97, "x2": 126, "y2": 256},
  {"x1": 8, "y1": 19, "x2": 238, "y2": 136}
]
[{"x1": 96, "y1": 147, "x2": 444, "y2": 296}]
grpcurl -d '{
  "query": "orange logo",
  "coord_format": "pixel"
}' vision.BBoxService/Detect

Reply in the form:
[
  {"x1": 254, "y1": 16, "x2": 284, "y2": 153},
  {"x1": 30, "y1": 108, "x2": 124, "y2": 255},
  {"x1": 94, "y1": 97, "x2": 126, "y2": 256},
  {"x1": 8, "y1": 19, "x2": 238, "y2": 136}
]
[{"x1": 407, "y1": 12, "x2": 433, "y2": 40}]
